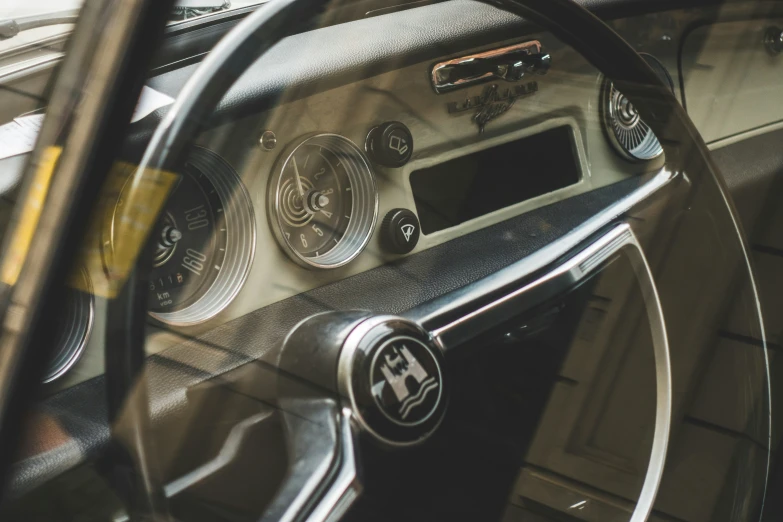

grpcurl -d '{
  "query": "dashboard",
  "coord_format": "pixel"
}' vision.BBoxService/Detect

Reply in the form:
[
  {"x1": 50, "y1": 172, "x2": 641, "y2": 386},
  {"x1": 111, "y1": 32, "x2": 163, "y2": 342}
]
[
  {"x1": 42, "y1": 1, "x2": 783, "y2": 393},
  {"x1": 2, "y1": 0, "x2": 782, "y2": 520},
  {"x1": 48, "y1": 16, "x2": 666, "y2": 391}
]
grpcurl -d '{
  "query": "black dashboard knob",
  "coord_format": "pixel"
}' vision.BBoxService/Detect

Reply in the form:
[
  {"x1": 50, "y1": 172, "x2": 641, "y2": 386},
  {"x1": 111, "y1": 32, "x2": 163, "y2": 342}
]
[
  {"x1": 381, "y1": 208, "x2": 420, "y2": 254},
  {"x1": 366, "y1": 121, "x2": 413, "y2": 168}
]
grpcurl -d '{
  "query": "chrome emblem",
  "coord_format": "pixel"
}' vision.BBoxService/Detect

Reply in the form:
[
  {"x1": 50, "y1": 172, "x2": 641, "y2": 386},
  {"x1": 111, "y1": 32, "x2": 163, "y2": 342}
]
[
  {"x1": 447, "y1": 82, "x2": 539, "y2": 133},
  {"x1": 371, "y1": 337, "x2": 442, "y2": 426}
]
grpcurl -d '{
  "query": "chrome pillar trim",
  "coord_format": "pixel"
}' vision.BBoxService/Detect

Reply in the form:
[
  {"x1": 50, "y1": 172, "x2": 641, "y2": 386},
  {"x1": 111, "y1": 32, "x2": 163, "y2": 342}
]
[
  {"x1": 405, "y1": 167, "x2": 676, "y2": 330},
  {"x1": 431, "y1": 224, "x2": 671, "y2": 522}
]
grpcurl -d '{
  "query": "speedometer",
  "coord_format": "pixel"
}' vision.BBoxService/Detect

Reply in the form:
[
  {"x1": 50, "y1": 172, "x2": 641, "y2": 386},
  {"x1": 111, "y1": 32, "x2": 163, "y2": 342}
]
[
  {"x1": 268, "y1": 134, "x2": 378, "y2": 269},
  {"x1": 112, "y1": 147, "x2": 255, "y2": 326}
]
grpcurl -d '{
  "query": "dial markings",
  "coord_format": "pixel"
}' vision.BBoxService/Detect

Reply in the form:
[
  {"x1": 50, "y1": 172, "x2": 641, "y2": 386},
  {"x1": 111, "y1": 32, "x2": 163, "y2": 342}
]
[
  {"x1": 146, "y1": 163, "x2": 228, "y2": 314},
  {"x1": 272, "y1": 135, "x2": 373, "y2": 268}
]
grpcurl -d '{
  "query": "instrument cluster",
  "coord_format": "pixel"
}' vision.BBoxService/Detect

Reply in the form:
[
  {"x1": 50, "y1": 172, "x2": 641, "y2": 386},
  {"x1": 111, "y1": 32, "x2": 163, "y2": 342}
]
[{"x1": 45, "y1": 34, "x2": 664, "y2": 387}]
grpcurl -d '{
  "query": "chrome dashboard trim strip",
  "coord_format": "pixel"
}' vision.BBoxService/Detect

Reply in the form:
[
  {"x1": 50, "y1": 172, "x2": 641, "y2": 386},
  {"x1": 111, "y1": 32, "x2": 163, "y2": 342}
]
[
  {"x1": 0, "y1": 52, "x2": 63, "y2": 84},
  {"x1": 430, "y1": 224, "x2": 672, "y2": 522},
  {"x1": 405, "y1": 166, "x2": 676, "y2": 330}
]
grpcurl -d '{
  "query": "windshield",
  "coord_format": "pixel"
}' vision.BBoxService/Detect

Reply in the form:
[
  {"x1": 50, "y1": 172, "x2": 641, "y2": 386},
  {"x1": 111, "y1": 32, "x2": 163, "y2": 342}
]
[
  {"x1": 0, "y1": 0, "x2": 266, "y2": 17},
  {"x1": 0, "y1": 0, "x2": 266, "y2": 48},
  {"x1": 0, "y1": 0, "x2": 265, "y2": 56}
]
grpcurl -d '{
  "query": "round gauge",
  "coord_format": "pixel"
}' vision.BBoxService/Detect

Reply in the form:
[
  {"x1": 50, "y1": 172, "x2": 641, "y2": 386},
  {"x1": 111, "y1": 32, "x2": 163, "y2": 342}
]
[
  {"x1": 112, "y1": 147, "x2": 255, "y2": 326},
  {"x1": 45, "y1": 269, "x2": 94, "y2": 383},
  {"x1": 600, "y1": 53, "x2": 673, "y2": 162},
  {"x1": 268, "y1": 134, "x2": 378, "y2": 269}
]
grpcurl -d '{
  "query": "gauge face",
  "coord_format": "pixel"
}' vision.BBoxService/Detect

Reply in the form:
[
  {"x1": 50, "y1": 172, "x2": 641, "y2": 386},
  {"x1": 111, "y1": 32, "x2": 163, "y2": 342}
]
[
  {"x1": 270, "y1": 134, "x2": 377, "y2": 269},
  {"x1": 111, "y1": 147, "x2": 255, "y2": 326},
  {"x1": 147, "y1": 163, "x2": 227, "y2": 314},
  {"x1": 278, "y1": 144, "x2": 353, "y2": 257}
]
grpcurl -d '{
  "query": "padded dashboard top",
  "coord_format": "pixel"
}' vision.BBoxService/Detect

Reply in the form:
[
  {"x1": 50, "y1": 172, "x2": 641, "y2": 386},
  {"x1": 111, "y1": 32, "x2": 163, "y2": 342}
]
[{"x1": 135, "y1": 0, "x2": 732, "y2": 147}]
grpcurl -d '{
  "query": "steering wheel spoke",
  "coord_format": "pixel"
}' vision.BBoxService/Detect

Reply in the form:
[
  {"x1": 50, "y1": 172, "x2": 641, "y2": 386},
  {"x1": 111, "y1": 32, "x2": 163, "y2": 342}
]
[
  {"x1": 270, "y1": 221, "x2": 671, "y2": 522},
  {"x1": 260, "y1": 400, "x2": 361, "y2": 522}
]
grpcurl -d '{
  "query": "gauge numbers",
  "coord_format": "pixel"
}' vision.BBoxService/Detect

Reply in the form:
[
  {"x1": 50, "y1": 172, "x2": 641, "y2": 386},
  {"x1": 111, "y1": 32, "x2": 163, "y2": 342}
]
[
  {"x1": 269, "y1": 134, "x2": 377, "y2": 269},
  {"x1": 148, "y1": 164, "x2": 227, "y2": 314},
  {"x1": 112, "y1": 147, "x2": 255, "y2": 326}
]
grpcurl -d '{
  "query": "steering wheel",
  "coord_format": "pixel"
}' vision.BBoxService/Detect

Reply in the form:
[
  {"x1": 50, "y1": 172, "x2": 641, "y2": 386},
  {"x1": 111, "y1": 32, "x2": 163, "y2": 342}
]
[{"x1": 103, "y1": 0, "x2": 768, "y2": 521}]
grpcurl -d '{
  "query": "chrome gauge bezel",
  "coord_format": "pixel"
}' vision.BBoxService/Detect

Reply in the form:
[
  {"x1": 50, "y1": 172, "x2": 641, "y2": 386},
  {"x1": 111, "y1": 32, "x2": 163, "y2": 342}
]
[
  {"x1": 121, "y1": 147, "x2": 256, "y2": 327},
  {"x1": 600, "y1": 53, "x2": 673, "y2": 163},
  {"x1": 44, "y1": 268, "x2": 94, "y2": 383},
  {"x1": 268, "y1": 134, "x2": 379, "y2": 270}
]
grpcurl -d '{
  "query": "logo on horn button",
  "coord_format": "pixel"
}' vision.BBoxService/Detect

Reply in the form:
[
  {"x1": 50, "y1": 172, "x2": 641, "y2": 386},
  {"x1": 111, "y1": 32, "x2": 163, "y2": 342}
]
[{"x1": 370, "y1": 336, "x2": 443, "y2": 426}]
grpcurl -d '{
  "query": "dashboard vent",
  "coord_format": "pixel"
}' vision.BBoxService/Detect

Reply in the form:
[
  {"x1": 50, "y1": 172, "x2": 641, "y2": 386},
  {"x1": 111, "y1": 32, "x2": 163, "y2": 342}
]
[{"x1": 601, "y1": 53, "x2": 674, "y2": 162}]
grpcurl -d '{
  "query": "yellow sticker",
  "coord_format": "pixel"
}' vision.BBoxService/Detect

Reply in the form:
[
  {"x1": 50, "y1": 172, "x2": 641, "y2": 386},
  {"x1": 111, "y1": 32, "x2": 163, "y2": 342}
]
[
  {"x1": 68, "y1": 162, "x2": 178, "y2": 298},
  {"x1": 0, "y1": 146, "x2": 62, "y2": 287}
]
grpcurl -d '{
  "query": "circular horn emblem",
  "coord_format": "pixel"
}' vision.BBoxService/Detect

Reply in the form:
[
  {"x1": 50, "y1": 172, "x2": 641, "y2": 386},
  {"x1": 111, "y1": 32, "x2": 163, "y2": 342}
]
[
  {"x1": 338, "y1": 317, "x2": 447, "y2": 446},
  {"x1": 370, "y1": 336, "x2": 443, "y2": 426}
]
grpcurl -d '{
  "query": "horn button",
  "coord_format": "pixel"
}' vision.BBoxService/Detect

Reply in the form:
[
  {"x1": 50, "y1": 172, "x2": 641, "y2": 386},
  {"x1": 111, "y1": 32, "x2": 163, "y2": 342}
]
[
  {"x1": 279, "y1": 313, "x2": 447, "y2": 446},
  {"x1": 339, "y1": 317, "x2": 447, "y2": 446}
]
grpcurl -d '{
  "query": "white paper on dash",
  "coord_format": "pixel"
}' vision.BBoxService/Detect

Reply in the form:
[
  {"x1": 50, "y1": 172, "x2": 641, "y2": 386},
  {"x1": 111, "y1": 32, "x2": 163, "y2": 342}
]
[
  {"x1": 130, "y1": 85, "x2": 175, "y2": 123},
  {"x1": 0, "y1": 85, "x2": 175, "y2": 160}
]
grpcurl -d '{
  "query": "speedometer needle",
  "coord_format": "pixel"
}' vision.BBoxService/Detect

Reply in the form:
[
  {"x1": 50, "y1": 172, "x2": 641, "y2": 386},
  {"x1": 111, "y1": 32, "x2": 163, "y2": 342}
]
[{"x1": 292, "y1": 156, "x2": 306, "y2": 199}]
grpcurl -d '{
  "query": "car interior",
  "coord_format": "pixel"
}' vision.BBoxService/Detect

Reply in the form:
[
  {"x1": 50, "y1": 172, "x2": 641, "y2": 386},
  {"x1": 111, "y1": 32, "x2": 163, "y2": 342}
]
[{"x1": 0, "y1": 0, "x2": 780, "y2": 521}]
